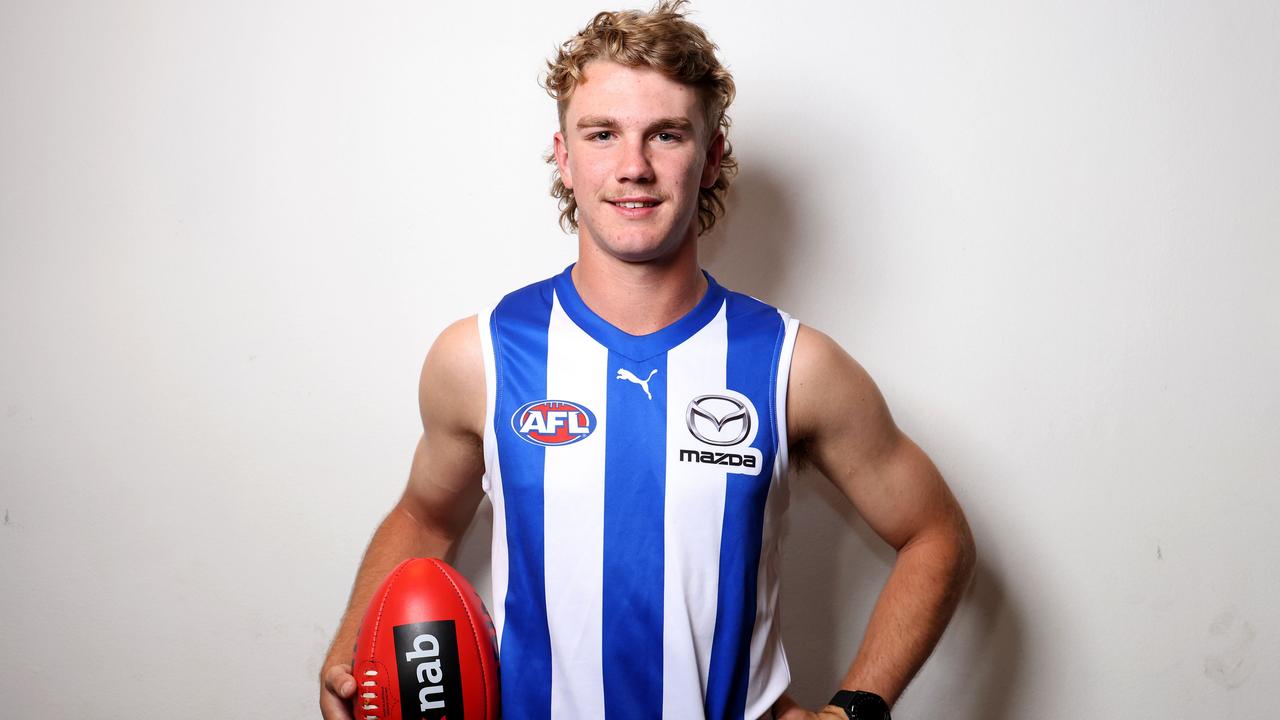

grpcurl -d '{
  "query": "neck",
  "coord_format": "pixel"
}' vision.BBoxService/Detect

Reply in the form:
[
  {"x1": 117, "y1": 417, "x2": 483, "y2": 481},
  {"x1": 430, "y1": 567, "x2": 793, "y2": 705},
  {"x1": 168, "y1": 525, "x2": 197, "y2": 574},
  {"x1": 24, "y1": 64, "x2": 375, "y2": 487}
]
[{"x1": 571, "y1": 234, "x2": 706, "y2": 336}]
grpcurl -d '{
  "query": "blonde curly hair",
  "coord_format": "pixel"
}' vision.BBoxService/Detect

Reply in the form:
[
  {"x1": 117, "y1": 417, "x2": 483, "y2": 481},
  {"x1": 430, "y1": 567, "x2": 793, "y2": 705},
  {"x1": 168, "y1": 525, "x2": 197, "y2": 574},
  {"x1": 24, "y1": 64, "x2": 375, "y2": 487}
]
[{"x1": 543, "y1": 0, "x2": 738, "y2": 236}]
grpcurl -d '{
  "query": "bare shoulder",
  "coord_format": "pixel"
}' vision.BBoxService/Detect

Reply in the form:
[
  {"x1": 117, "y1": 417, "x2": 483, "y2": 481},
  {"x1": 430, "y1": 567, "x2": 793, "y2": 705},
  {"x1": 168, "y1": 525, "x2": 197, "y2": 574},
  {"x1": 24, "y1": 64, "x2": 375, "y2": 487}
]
[
  {"x1": 397, "y1": 316, "x2": 488, "y2": 538},
  {"x1": 419, "y1": 315, "x2": 486, "y2": 440},
  {"x1": 787, "y1": 323, "x2": 897, "y2": 457}
]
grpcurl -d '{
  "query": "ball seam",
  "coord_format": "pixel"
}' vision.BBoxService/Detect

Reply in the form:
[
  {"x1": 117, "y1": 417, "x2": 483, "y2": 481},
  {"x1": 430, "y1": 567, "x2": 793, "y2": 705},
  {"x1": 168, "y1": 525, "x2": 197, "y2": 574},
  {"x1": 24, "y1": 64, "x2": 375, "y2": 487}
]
[
  {"x1": 427, "y1": 557, "x2": 492, "y2": 719},
  {"x1": 368, "y1": 559, "x2": 413, "y2": 659}
]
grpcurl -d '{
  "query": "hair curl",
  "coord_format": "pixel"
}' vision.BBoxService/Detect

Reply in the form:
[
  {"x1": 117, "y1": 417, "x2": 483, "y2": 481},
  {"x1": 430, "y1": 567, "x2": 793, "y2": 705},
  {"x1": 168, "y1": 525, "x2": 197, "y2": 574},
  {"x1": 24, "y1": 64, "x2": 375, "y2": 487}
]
[{"x1": 543, "y1": 0, "x2": 737, "y2": 236}]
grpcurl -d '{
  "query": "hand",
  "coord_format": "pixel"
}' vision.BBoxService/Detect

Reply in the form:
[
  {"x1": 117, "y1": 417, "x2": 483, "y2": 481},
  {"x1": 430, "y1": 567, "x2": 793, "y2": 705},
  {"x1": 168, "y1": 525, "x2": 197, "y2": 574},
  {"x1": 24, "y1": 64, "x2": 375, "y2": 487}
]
[
  {"x1": 771, "y1": 693, "x2": 849, "y2": 720},
  {"x1": 319, "y1": 662, "x2": 356, "y2": 720}
]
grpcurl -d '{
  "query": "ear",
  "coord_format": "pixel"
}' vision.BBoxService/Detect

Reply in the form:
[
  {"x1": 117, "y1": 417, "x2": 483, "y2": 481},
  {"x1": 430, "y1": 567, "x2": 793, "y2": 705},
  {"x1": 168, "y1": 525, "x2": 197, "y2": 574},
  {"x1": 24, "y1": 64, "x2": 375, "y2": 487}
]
[
  {"x1": 700, "y1": 130, "x2": 725, "y2": 189},
  {"x1": 553, "y1": 131, "x2": 573, "y2": 190}
]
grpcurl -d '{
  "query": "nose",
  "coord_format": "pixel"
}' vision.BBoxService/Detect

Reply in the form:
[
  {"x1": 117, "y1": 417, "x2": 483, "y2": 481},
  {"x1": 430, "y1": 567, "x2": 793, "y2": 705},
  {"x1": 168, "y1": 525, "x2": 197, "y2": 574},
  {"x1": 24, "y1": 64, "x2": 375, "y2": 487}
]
[{"x1": 615, "y1": 136, "x2": 654, "y2": 184}]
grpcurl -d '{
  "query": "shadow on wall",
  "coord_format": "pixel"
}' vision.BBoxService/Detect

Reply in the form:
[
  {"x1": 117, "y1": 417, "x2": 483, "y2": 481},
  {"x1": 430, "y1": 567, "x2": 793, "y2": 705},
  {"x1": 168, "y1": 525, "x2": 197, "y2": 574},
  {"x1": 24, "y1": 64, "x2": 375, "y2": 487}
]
[
  {"x1": 701, "y1": 165, "x2": 797, "y2": 303},
  {"x1": 952, "y1": 563, "x2": 1024, "y2": 720}
]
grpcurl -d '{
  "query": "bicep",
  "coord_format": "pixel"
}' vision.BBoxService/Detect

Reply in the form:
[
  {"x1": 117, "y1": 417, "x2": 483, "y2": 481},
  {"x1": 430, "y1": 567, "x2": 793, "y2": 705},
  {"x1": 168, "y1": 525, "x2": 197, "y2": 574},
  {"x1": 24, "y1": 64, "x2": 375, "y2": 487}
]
[
  {"x1": 790, "y1": 325, "x2": 963, "y2": 550},
  {"x1": 824, "y1": 431, "x2": 960, "y2": 551},
  {"x1": 396, "y1": 316, "x2": 487, "y2": 543}
]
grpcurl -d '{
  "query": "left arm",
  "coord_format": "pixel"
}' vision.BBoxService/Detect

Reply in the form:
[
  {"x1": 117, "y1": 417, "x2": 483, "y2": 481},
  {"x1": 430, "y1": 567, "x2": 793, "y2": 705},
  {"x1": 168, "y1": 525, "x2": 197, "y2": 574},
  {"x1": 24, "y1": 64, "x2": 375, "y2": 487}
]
[{"x1": 777, "y1": 324, "x2": 977, "y2": 718}]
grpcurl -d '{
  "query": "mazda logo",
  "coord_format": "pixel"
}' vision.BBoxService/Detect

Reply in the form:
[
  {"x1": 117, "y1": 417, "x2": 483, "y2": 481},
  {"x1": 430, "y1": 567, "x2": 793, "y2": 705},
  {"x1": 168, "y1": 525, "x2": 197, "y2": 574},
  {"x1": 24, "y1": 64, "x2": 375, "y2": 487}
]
[{"x1": 685, "y1": 394, "x2": 751, "y2": 446}]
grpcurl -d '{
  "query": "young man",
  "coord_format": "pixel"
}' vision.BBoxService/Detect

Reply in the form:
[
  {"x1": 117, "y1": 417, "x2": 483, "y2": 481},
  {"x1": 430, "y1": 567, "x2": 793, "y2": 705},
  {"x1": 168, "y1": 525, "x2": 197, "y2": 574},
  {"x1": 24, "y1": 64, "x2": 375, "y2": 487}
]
[{"x1": 320, "y1": 3, "x2": 975, "y2": 719}]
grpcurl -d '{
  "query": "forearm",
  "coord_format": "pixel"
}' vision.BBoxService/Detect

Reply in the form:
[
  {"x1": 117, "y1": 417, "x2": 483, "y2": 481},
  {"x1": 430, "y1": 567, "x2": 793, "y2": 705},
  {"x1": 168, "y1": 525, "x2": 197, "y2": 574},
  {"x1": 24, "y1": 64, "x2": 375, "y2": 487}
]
[
  {"x1": 320, "y1": 502, "x2": 456, "y2": 670},
  {"x1": 835, "y1": 530, "x2": 975, "y2": 705}
]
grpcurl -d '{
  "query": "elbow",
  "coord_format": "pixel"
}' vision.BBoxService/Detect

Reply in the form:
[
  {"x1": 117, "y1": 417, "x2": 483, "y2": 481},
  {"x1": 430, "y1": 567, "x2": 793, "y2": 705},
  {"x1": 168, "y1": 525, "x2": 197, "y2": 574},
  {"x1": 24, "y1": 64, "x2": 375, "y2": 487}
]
[
  {"x1": 920, "y1": 514, "x2": 978, "y2": 595},
  {"x1": 942, "y1": 502, "x2": 978, "y2": 590},
  {"x1": 898, "y1": 516, "x2": 977, "y2": 598}
]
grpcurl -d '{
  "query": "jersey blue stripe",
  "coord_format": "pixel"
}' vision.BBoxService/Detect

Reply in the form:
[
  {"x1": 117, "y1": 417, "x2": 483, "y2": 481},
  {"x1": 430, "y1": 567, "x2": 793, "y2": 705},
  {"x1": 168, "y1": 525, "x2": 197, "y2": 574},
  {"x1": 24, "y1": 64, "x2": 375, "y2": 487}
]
[
  {"x1": 602, "y1": 349, "x2": 668, "y2": 720},
  {"x1": 705, "y1": 295, "x2": 783, "y2": 720},
  {"x1": 492, "y1": 280, "x2": 555, "y2": 720}
]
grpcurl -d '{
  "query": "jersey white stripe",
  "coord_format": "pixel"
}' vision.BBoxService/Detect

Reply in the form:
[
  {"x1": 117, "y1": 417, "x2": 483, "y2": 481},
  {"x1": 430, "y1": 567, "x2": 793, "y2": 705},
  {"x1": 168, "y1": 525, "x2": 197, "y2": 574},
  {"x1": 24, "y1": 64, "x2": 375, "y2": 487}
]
[
  {"x1": 744, "y1": 312, "x2": 800, "y2": 716},
  {"x1": 544, "y1": 293, "x2": 610, "y2": 719},
  {"x1": 478, "y1": 307, "x2": 510, "y2": 647},
  {"x1": 661, "y1": 302, "x2": 730, "y2": 718}
]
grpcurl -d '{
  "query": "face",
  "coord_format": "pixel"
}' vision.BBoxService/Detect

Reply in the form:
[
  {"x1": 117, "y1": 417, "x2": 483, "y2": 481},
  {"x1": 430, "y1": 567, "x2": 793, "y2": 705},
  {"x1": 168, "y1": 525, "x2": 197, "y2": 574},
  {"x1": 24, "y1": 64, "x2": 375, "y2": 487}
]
[{"x1": 553, "y1": 60, "x2": 724, "y2": 263}]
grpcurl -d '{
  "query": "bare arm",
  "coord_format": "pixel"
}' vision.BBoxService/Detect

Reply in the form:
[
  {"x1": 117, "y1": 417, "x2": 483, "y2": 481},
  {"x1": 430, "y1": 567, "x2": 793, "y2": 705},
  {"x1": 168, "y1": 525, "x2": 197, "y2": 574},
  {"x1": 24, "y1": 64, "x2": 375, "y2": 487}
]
[
  {"x1": 319, "y1": 316, "x2": 487, "y2": 719},
  {"x1": 779, "y1": 325, "x2": 976, "y2": 717}
]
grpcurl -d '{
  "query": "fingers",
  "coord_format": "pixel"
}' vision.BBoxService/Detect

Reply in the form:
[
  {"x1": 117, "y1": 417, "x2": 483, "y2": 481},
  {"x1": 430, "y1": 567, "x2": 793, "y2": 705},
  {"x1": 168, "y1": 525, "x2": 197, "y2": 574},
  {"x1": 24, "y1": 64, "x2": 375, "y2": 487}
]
[
  {"x1": 320, "y1": 663, "x2": 355, "y2": 720},
  {"x1": 320, "y1": 691, "x2": 354, "y2": 720}
]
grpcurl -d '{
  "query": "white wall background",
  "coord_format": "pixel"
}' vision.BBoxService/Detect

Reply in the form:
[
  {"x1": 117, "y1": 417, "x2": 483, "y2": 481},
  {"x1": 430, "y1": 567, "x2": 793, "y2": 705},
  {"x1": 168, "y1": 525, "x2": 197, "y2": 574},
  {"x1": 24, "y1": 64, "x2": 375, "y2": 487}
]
[{"x1": 2, "y1": 1, "x2": 1277, "y2": 717}]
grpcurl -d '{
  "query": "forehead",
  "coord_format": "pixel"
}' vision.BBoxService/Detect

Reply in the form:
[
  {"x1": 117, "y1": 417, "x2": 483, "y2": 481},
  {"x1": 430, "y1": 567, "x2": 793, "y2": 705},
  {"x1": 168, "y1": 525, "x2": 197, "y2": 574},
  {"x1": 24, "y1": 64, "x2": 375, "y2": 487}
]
[{"x1": 564, "y1": 60, "x2": 707, "y2": 129}]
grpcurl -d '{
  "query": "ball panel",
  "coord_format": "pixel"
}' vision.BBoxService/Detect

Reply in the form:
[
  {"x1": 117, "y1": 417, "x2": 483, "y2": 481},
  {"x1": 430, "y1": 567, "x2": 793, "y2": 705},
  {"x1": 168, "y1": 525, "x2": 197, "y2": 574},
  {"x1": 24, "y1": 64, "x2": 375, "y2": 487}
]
[
  {"x1": 423, "y1": 558, "x2": 501, "y2": 719},
  {"x1": 351, "y1": 557, "x2": 499, "y2": 720}
]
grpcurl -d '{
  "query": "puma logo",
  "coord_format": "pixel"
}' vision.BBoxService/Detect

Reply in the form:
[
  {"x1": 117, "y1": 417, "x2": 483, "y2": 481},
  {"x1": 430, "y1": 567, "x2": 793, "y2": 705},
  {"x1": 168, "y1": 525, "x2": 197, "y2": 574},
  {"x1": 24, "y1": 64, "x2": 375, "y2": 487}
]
[{"x1": 616, "y1": 368, "x2": 658, "y2": 400}]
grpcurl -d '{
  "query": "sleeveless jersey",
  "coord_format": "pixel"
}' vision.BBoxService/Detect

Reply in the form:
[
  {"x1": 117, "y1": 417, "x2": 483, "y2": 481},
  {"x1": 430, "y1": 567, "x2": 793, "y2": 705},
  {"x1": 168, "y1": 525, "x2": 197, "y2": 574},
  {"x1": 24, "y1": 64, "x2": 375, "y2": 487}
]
[{"x1": 477, "y1": 264, "x2": 800, "y2": 720}]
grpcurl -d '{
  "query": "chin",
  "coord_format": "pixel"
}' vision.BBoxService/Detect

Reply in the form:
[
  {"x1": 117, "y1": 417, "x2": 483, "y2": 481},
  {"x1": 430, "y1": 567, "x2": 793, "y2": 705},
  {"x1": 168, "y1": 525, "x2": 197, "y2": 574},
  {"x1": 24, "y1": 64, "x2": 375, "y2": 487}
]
[
  {"x1": 596, "y1": 233, "x2": 683, "y2": 263},
  {"x1": 581, "y1": 220, "x2": 691, "y2": 264}
]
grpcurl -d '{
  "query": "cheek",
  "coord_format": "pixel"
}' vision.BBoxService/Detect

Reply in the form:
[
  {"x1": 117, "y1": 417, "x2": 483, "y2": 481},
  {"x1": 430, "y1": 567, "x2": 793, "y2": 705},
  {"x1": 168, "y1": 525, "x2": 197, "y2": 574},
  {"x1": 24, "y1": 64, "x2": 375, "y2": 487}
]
[
  {"x1": 676, "y1": 148, "x2": 705, "y2": 180},
  {"x1": 569, "y1": 155, "x2": 609, "y2": 190},
  {"x1": 667, "y1": 156, "x2": 704, "y2": 195}
]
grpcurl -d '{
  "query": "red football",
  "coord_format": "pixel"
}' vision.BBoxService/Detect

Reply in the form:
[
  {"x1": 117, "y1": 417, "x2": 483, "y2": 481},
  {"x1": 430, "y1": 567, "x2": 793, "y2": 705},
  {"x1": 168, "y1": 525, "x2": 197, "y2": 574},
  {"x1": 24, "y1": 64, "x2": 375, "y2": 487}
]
[{"x1": 351, "y1": 557, "x2": 500, "y2": 720}]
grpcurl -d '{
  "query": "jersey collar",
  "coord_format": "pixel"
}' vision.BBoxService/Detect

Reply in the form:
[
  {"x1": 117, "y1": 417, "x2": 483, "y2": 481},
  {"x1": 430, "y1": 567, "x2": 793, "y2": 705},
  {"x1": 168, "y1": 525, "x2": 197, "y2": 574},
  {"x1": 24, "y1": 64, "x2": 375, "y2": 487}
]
[{"x1": 551, "y1": 263, "x2": 726, "y2": 362}]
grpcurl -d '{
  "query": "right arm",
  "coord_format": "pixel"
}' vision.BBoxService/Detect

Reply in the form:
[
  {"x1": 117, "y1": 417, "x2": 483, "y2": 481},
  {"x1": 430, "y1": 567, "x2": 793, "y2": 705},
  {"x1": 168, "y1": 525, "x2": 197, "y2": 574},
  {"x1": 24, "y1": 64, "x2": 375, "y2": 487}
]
[{"x1": 319, "y1": 316, "x2": 488, "y2": 720}]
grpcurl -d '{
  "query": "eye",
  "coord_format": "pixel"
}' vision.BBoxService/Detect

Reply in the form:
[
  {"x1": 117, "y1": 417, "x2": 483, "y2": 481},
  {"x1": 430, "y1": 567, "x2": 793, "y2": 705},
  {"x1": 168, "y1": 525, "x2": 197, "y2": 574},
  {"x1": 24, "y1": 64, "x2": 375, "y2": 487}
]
[
  {"x1": 589, "y1": 131, "x2": 614, "y2": 141},
  {"x1": 655, "y1": 131, "x2": 681, "y2": 143}
]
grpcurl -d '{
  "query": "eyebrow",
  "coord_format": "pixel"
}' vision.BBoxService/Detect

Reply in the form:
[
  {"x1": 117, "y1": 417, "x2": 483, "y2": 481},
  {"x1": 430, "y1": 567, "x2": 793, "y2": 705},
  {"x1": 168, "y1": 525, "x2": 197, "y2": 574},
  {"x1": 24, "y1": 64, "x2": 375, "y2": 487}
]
[{"x1": 575, "y1": 115, "x2": 697, "y2": 134}]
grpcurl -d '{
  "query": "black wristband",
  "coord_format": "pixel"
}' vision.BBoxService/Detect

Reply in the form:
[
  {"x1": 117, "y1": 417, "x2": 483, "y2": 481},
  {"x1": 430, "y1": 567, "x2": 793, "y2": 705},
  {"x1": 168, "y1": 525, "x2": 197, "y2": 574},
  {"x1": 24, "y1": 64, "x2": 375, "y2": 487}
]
[{"x1": 828, "y1": 690, "x2": 891, "y2": 720}]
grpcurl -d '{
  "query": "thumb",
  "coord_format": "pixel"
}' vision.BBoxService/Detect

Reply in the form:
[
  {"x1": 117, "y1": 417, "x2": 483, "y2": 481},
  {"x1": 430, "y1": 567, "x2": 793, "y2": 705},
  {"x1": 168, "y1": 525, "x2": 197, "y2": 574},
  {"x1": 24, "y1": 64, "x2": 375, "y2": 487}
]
[{"x1": 323, "y1": 663, "x2": 356, "y2": 698}]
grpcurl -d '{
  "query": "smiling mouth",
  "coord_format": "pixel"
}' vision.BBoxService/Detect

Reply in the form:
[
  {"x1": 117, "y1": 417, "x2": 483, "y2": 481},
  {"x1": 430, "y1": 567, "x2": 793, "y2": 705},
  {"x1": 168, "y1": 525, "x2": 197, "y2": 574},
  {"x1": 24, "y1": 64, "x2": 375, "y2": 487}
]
[{"x1": 609, "y1": 200, "x2": 661, "y2": 209}]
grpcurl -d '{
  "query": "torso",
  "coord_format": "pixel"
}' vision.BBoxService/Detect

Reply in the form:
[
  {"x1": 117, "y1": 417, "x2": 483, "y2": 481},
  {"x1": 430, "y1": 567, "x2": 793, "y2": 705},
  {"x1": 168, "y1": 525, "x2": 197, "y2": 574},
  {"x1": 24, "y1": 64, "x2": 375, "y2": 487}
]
[{"x1": 477, "y1": 265, "x2": 800, "y2": 720}]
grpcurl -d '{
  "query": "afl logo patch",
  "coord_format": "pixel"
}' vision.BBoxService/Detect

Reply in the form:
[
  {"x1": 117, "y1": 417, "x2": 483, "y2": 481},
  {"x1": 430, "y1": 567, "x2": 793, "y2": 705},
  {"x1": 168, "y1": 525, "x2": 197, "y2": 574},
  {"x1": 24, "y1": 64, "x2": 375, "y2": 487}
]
[{"x1": 512, "y1": 399, "x2": 597, "y2": 446}]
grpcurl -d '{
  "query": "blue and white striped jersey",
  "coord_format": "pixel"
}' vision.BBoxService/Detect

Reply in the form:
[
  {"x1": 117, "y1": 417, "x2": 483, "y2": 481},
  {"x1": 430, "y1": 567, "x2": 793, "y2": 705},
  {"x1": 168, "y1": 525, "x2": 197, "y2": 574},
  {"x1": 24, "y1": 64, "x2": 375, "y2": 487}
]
[{"x1": 477, "y1": 265, "x2": 800, "y2": 720}]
